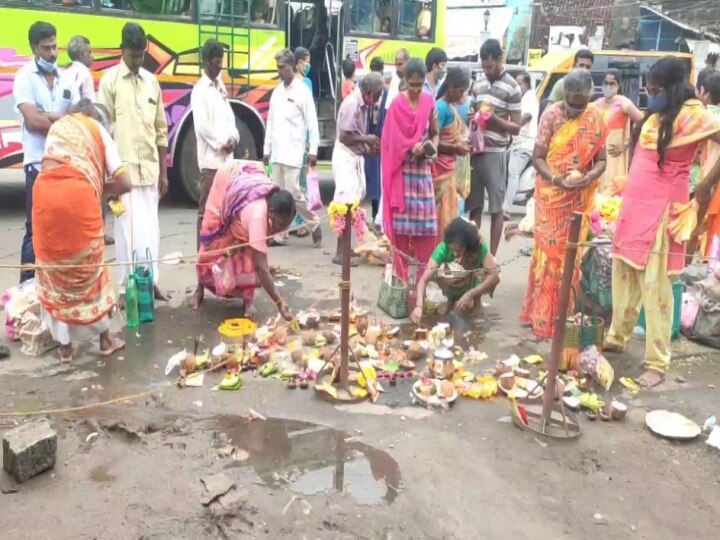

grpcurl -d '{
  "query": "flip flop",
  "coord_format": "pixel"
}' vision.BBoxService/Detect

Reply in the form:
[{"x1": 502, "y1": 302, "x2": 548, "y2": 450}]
[
  {"x1": 59, "y1": 351, "x2": 73, "y2": 364},
  {"x1": 219, "y1": 372, "x2": 243, "y2": 390},
  {"x1": 0, "y1": 345, "x2": 10, "y2": 360},
  {"x1": 99, "y1": 338, "x2": 125, "y2": 357}
]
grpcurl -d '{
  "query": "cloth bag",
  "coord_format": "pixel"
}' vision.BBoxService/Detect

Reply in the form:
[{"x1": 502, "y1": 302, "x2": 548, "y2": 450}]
[{"x1": 377, "y1": 264, "x2": 410, "y2": 319}]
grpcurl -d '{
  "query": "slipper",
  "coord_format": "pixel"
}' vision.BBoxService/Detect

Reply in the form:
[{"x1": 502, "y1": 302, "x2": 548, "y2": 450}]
[
  {"x1": 59, "y1": 351, "x2": 73, "y2": 364},
  {"x1": 99, "y1": 338, "x2": 125, "y2": 357},
  {"x1": 219, "y1": 372, "x2": 243, "y2": 390},
  {"x1": 0, "y1": 345, "x2": 9, "y2": 360},
  {"x1": 311, "y1": 227, "x2": 322, "y2": 248}
]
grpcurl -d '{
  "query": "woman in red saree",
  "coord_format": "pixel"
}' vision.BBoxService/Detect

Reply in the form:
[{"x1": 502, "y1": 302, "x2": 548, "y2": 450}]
[
  {"x1": 519, "y1": 70, "x2": 608, "y2": 339},
  {"x1": 381, "y1": 58, "x2": 440, "y2": 281},
  {"x1": 191, "y1": 160, "x2": 296, "y2": 320},
  {"x1": 33, "y1": 100, "x2": 131, "y2": 363},
  {"x1": 607, "y1": 57, "x2": 720, "y2": 387}
]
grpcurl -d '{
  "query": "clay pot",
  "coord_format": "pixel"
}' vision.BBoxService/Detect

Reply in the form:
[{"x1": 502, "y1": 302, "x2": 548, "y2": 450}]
[
  {"x1": 365, "y1": 327, "x2": 381, "y2": 346},
  {"x1": 355, "y1": 316, "x2": 369, "y2": 336},
  {"x1": 610, "y1": 400, "x2": 627, "y2": 421},
  {"x1": 498, "y1": 372, "x2": 516, "y2": 392}
]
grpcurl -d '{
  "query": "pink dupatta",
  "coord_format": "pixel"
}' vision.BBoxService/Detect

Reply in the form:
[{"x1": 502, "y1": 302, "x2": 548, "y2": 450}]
[{"x1": 381, "y1": 92, "x2": 435, "y2": 242}]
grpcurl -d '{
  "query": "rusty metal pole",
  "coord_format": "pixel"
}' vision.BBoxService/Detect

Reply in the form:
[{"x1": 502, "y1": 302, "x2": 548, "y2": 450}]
[
  {"x1": 542, "y1": 211, "x2": 583, "y2": 428},
  {"x1": 339, "y1": 205, "x2": 353, "y2": 388}
]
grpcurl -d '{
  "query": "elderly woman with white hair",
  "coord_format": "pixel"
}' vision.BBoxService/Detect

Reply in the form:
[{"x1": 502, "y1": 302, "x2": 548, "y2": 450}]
[
  {"x1": 32, "y1": 99, "x2": 131, "y2": 362},
  {"x1": 519, "y1": 69, "x2": 608, "y2": 339}
]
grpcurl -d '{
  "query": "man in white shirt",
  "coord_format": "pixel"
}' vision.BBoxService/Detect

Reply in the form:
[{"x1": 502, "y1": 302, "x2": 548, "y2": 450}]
[
  {"x1": 60, "y1": 35, "x2": 95, "y2": 103},
  {"x1": 263, "y1": 48, "x2": 321, "y2": 246},
  {"x1": 504, "y1": 71, "x2": 538, "y2": 213},
  {"x1": 191, "y1": 38, "x2": 239, "y2": 248}
]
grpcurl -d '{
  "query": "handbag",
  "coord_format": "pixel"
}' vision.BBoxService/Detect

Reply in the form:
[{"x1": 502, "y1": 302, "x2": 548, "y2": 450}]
[{"x1": 561, "y1": 289, "x2": 604, "y2": 371}]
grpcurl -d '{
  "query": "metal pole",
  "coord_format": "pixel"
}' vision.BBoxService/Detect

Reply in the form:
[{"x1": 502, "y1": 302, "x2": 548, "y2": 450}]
[
  {"x1": 339, "y1": 205, "x2": 352, "y2": 387},
  {"x1": 542, "y1": 211, "x2": 583, "y2": 426}
]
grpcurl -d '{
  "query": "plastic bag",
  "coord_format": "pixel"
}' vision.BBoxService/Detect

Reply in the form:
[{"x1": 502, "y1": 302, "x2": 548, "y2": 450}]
[
  {"x1": 468, "y1": 117, "x2": 485, "y2": 154},
  {"x1": 681, "y1": 291, "x2": 701, "y2": 332},
  {"x1": 212, "y1": 257, "x2": 238, "y2": 297},
  {"x1": 455, "y1": 154, "x2": 471, "y2": 198},
  {"x1": 424, "y1": 282, "x2": 448, "y2": 314},
  {"x1": 307, "y1": 167, "x2": 322, "y2": 211}
]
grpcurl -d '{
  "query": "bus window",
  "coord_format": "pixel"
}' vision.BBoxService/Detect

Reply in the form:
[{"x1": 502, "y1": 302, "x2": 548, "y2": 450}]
[
  {"x1": 51, "y1": 0, "x2": 94, "y2": 8},
  {"x1": 101, "y1": 0, "x2": 191, "y2": 17},
  {"x1": 397, "y1": 0, "x2": 432, "y2": 40},
  {"x1": 348, "y1": 0, "x2": 392, "y2": 35}
]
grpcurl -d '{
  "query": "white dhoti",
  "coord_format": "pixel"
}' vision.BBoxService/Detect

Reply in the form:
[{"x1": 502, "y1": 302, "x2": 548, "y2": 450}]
[
  {"x1": 115, "y1": 185, "x2": 160, "y2": 292},
  {"x1": 41, "y1": 307, "x2": 110, "y2": 346},
  {"x1": 331, "y1": 142, "x2": 365, "y2": 204}
]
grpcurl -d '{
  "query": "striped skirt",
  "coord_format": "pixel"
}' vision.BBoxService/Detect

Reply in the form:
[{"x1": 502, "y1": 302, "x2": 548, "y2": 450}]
[{"x1": 391, "y1": 155, "x2": 437, "y2": 237}]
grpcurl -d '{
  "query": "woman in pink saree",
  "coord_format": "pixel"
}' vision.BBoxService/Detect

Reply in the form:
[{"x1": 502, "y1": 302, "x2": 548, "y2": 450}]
[
  {"x1": 607, "y1": 57, "x2": 720, "y2": 387},
  {"x1": 191, "y1": 160, "x2": 296, "y2": 320},
  {"x1": 381, "y1": 58, "x2": 440, "y2": 281}
]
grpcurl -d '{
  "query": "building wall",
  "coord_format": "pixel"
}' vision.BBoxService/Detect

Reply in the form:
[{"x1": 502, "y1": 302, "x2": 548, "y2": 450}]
[{"x1": 531, "y1": 0, "x2": 614, "y2": 51}]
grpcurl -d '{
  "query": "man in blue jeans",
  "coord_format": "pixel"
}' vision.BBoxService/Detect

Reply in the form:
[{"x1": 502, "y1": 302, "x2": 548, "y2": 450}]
[{"x1": 13, "y1": 21, "x2": 68, "y2": 283}]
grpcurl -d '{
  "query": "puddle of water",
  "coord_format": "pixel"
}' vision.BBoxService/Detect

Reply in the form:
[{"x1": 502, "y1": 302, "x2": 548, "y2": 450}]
[
  {"x1": 89, "y1": 464, "x2": 116, "y2": 484},
  {"x1": 208, "y1": 416, "x2": 400, "y2": 506}
]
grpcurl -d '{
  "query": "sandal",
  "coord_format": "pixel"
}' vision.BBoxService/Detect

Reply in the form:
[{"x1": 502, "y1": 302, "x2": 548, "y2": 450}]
[
  {"x1": 0, "y1": 345, "x2": 9, "y2": 360},
  {"x1": 219, "y1": 372, "x2": 243, "y2": 390},
  {"x1": 311, "y1": 227, "x2": 322, "y2": 248}
]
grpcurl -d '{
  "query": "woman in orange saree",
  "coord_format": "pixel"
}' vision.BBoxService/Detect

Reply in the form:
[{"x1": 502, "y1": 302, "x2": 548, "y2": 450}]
[
  {"x1": 519, "y1": 70, "x2": 608, "y2": 339},
  {"x1": 432, "y1": 67, "x2": 471, "y2": 245},
  {"x1": 33, "y1": 100, "x2": 131, "y2": 362}
]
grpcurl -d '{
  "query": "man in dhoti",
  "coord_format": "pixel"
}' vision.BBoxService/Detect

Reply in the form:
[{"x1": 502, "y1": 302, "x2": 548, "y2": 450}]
[
  {"x1": 331, "y1": 71, "x2": 384, "y2": 265},
  {"x1": 98, "y1": 22, "x2": 170, "y2": 305}
]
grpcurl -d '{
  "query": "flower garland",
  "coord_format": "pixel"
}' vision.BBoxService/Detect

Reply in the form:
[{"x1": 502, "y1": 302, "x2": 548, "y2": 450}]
[{"x1": 328, "y1": 201, "x2": 367, "y2": 244}]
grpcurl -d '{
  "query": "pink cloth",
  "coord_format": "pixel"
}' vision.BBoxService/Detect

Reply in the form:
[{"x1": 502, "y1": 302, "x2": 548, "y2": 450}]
[
  {"x1": 612, "y1": 144, "x2": 699, "y2": 273},
  {"x1": 381, "y1": 92, "x2": 435, "y2": 243},
  {"x1": 393, "y1": 234, "x2": 436, "y2": 283}
]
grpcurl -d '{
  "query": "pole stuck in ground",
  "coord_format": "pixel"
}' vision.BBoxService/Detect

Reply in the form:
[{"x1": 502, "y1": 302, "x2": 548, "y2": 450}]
[{"x1": 542, "y1": 211, "x2": 583, "y2": 429}]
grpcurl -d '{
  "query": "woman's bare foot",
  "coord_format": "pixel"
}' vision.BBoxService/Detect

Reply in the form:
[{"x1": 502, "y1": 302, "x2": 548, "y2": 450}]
[
  {"x1": 59, "y1": 344, "x2": 73, "y2": 363},
  {"x1": 190, "y1": 286, "x2": 205, "y2": 310},
  {"x1": 99, "y1": 333, "x2": 125, "y2": 357},
  {"x1": 602, "y1": 342, "x2": 624, "y2": 354},
  {"x1": 244, "y1": 302, "x2": 258, "y2": 319},
  {"x1": 154, "y1": 285, "x2": 171, "y2": 302},
  {"x1": 637, "y1": 369, "x2": 664, "y2": 388}
]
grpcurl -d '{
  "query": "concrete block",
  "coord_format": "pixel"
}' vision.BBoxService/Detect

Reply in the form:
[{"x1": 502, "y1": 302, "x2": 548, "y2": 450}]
[{"x1": 2, "y1": 419, "x2": 57, "y2": 483}]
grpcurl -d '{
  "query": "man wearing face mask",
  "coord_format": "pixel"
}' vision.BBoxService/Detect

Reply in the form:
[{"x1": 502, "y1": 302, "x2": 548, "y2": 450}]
[
  {"x1": 13, "y1": 21, "x2": 67, "y2": 283},
  {"x1": 547, "y1": 49, "x2": 593, "y2": 105},
  {"x1": 330, "y1": 72, "x2": 384, "y2": 265},
  {"x1": 423, "y1": 47, "x2": 447, "y2": 96}
]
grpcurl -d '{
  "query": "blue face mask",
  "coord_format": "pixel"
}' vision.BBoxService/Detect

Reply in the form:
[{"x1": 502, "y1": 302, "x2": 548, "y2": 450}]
[
  {"x1": 36, "y1": 56, "x2": 57, "y2": 73},
  {"x1": 647, "y1": 93, "x2": 668, "y2": 112},
  {"x1": 303, "y1": 63, "x2": 311, "y2": 77}
]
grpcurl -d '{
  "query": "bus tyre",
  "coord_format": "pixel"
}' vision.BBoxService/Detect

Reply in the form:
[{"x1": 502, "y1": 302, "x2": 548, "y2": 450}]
[{"x1": 176, "y1": 116, "x2": 258, "y2": 203}]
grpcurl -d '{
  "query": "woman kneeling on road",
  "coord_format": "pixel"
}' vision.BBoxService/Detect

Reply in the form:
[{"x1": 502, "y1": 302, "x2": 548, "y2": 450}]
[
  {"x1": 191, "y1": 160, "x2": 296, "y2": 320},
  {"x1": 411, "y1": 217, "x2": 499, "y2": 324}
]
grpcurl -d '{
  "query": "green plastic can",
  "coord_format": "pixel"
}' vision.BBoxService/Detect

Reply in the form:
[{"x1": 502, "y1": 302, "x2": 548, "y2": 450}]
[{"x1": 133, "y1": 249, "x2": 155, "y2": 323}]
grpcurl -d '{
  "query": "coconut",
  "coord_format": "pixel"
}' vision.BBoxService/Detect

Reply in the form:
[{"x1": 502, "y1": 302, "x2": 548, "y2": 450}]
[
  {"x1": 291, "y1": 350, "x2": 303, "y2": 365},
  {"x1": 302, "y1": 330, "x2": 317, "y2": 346},
  {"x1": 272, "y1": 326, "x2": 288, "y2": 345},
  {"x1": 322, "y1": 329, "x2": 337, "y2": 345},
  {"x1": 407, "y1": 341, "x2": 425, "y2": 361},
  {"x1": 355, "y1": 316, "x2": 369, "y2": 336},
  {"x1": 566, "y1": 169, "x2": 584, "y2": 186}
]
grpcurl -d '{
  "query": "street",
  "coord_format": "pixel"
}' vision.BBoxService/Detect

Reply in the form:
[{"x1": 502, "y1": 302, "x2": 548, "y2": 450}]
[{"x1": 1, "y1": 168, "x2": 720, "y2": 540}]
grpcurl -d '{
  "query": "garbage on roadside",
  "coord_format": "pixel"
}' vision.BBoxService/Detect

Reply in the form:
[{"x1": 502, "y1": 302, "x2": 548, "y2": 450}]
[{"x1": 645, "y1": 410, "x2": 702, "y2": 440}]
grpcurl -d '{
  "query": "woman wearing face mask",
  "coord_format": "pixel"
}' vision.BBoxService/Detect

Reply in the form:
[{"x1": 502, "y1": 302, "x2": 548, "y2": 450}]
[
  {"x1": 519, "y1": 69, "x2": 608, "y2": 339},
  {"x1": 606, "y1": 57, "x2": 720, "y2": 388},
  {"x1": 381, "y1": 58, "x2": 439, "y2": 282},
  {"x1": 432, "y1": 67, "x2": 472, "y2": 245},
  {"x1": 595, "y1": 69, "x2": 643, "y2": 194}
]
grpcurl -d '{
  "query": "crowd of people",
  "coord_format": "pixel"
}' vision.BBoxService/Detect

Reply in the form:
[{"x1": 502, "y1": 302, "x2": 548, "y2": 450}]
[{"x1": 11, "y1": 19, "x2": 720, "y2": 388}]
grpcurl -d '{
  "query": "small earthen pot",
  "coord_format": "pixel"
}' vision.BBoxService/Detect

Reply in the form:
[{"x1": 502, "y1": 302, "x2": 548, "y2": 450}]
[
  {"x1": 498, "y1": 372, "x2": 516, "y2": 392},
  {"x1": 610, "y1": 400, "x2": 628, "y2": 421},
  {"x1": 414, "y1": 327, "x2": 428, "y2": 340}
]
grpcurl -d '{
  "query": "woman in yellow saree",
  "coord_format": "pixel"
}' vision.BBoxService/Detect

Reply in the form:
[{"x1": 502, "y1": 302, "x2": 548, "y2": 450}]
[
  {"x1": 33, "y1": 100, "x2": 131, "y2": 362},
  {"x1": 432, "y1": 67, "x2": 471, "y2": 245},
  {"x1": 519, "y1": 70, "x2": 608, "y2": 339}
]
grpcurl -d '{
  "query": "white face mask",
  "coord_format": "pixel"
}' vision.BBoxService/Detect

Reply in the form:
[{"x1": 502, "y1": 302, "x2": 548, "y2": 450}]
[{"x1": 603, "y1": 85, "x2": 618, "y2": 99}]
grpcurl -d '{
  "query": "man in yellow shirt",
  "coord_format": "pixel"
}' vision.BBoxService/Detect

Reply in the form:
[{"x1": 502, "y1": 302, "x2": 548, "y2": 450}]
[{"x1": 99, "y1": 23, "x2": 170, "y2": 305}]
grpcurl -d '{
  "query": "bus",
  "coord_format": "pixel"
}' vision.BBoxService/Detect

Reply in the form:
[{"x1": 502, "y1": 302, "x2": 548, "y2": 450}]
[{"x1": 0, "y1": 0, "x2": 444, "y2": 201}]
